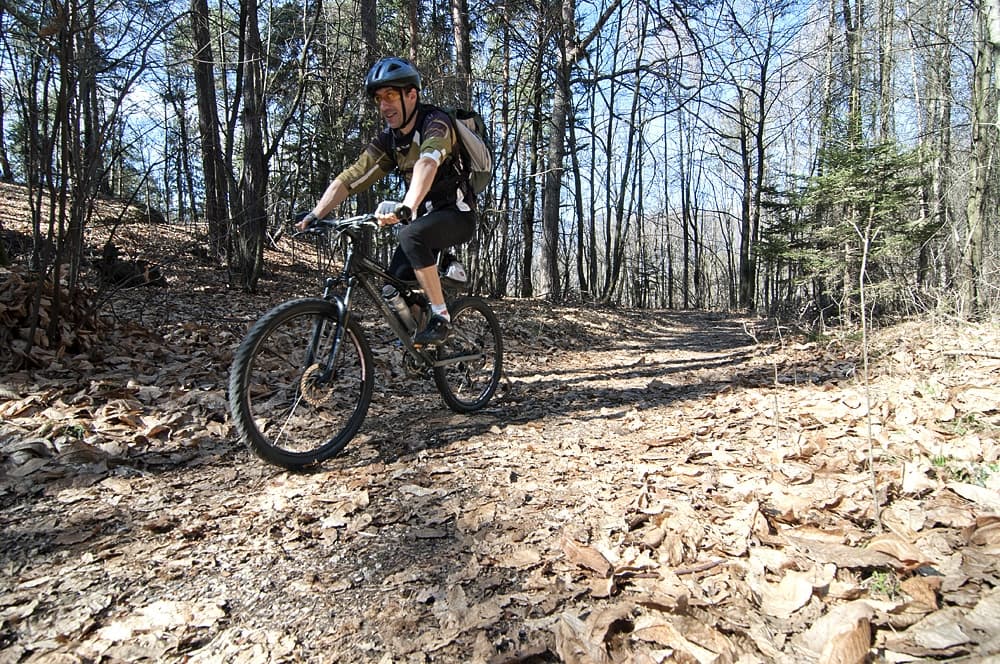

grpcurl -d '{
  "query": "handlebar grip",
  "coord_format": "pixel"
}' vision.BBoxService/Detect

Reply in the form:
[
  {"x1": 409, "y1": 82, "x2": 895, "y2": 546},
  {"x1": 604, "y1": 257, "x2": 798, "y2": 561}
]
[{"x1": 394, "y1": 204, "x2": 412, "y2": 223}]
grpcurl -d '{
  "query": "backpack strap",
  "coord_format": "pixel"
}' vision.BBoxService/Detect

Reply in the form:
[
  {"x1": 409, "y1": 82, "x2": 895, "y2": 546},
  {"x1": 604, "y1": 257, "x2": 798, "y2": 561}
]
[
  {"x1": 387, "y1": 104, "x2": 430, "y2": 170},
  {"x1": 385, "y1": 105, "x2": 471, "y2": 211}
]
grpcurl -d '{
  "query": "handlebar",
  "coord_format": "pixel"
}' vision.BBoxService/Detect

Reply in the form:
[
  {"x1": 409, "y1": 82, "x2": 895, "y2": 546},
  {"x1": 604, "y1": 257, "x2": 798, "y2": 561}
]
[{"x1": 291, "y1": 214, "x2": 380, "y2": 239}]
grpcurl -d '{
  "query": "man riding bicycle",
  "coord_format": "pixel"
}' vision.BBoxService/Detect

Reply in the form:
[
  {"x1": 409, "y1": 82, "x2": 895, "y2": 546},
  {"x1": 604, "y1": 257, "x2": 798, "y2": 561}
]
[{"x1": 296, "y1": 57, "x2": 475, "y2": 347}]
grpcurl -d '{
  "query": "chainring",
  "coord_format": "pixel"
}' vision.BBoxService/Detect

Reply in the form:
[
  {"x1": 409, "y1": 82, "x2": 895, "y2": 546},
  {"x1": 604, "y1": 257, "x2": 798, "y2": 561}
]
[{"x1": 403, "y1": 352, "x2": 430, "y2": 378}]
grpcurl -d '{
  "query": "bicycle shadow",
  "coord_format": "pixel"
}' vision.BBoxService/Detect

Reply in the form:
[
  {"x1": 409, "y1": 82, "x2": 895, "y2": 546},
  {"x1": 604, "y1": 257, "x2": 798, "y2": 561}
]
[{"x1": 352, "y1": 307, "x2": 764, "y2": 465}]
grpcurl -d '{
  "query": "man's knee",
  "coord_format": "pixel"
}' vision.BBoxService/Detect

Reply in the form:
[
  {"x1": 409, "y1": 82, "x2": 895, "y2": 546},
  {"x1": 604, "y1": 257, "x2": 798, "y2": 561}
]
[{"x1": 398, "y1": 224, "x2": 421, "y2": 254}]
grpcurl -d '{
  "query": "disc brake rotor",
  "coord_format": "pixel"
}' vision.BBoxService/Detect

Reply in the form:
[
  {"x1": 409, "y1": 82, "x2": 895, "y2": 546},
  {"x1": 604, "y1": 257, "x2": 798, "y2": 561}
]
[{"x1": 299, "y1": 364, "x2": 333, "y2": 406}]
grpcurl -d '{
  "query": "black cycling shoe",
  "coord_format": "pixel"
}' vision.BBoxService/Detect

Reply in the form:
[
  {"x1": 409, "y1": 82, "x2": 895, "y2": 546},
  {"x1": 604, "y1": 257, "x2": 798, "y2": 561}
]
[{"x1": 413, "y1": 314, "x2": 451, "y2": 347}]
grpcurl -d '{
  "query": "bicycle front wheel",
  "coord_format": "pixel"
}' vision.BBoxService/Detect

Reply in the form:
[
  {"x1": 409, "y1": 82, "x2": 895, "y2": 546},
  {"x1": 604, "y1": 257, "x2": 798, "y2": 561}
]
[
  {"x1": 432, "y1": 297, "x2": 502, "y2": 413},
  {"x1": 228, "y1": 298, "x2": 374, "y2": 470}
]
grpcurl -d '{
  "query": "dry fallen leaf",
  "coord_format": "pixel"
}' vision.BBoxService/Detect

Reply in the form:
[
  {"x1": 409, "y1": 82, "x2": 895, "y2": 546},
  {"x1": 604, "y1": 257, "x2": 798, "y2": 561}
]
[
  {"x1": 632, "y1": 613, "x2": 734, "y2": 663},
  {"x1": 900, "y1": 576, "x2": 941, "y2": 610},
  {"x1": 898, "y1": 607, "x2": 971, "y2": 651},
  {"x1": 560, "y1": 534, "x2": 613, "y2": 578},
  {"x1": 795, "y1": 600, "x2": 873, "y2": 662},
  {"x1": 961, "y1": 586, "x2": 1000, "y2": 637},
  {"x1": 788, "y1": 538, "x2": 896, "y2": 569},
  {"x1": 947, "y1": 482, "x2": 1000, "y2": 512},
  {"x1": 866, "y1": 533, "x2": 929, "y2": 569},
  {"x1": 498, "y1": 547, "x2": 542, "y2": 569},
  {"x1": 98, "y1": 599, "x2": 228, "y2": 642},
  {"x1": 554, "y1": 611, "x2": 612, "y2": 664},
  {"x1": 756, "y1": 570, "x2": 816, "y2": 618}
]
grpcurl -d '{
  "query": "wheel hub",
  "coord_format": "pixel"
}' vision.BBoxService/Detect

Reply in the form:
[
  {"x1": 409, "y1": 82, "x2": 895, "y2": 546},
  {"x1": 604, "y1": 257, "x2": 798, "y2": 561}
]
[{"x1": 299, "y1": 364, "x2": 333, "y2": 406}]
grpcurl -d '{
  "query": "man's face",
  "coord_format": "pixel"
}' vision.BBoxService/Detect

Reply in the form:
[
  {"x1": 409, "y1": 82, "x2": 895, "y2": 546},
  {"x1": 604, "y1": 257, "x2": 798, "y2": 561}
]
[{"x1": 374, "y1": 86, "x2": 416, "y2": 130}]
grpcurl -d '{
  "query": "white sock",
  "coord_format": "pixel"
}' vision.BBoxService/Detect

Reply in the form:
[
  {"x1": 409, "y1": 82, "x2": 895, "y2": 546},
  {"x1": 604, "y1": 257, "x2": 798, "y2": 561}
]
[{"x1": 431, "y1": 303, "x2": 450, "y2": 321}]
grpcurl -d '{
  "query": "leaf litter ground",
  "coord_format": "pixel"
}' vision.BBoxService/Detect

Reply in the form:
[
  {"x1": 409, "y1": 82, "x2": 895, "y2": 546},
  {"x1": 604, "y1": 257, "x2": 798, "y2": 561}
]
[{"x1": 1, "y1": 199, "x2": 999, "y2": 662}]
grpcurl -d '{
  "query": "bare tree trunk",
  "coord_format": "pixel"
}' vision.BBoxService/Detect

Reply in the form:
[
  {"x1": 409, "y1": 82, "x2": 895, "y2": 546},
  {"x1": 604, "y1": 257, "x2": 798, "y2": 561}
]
[
  {"x1": 192, "y1": 0, "x2": 230, "y2": 256},
  {"x1": 233, "y1": 0, "x2": 268, "y2": 292},
  {"x1": 360, "y1": 0, "x2": 377, "y2": 64},
  {"x1": 736, "y1": 87, "x2": 754, "y2": 310},
  {"x1": 961, "y1": 0, "x2": 997, "y2": 315},
  {"x1": 842, "y1": 0, "x2": 864, "y2": 324},
  {"x1": 494, "y1": 13, "x2": 513, "y2": 297},
  {"x1": 520, "y1": 85, "x2": 542, "y2": 298},
  {"x1": 542, "y1": 17, "x2": 570, "y2": 300},
  {"x1": 844, "y1": 0, "x2": 864, "y2": 147},
  {"x1": 219, "y1": 0, "x2": 241, "y2": 239},
  {"x1": 0, "y1": 78, "x2": 12, "y2": 181},
  {"x1": 405, "y1": 0, "x2": 420, "y2": 62},
  {"x1": 568, "y1": 106, "x2": 588, "y2": 296},
  {"x1": 599, "y1": 11, "x2": 621, "y2": 300},
  {"x1": 588, "y1": 90, "x2": 598, "y2": 296},
  {"x1": 541, "y1": 0, "x2": 623, "y2": 301},
  {"x1": 911, "y1": 0, "x2": 953, "y2": 286},
  {"x1": 678, "y1": 110, "x2": 692, "y2": 308},
  {"x1": 167, "y1": 86, "x2": 198, "y2": 224},
  {"x1": 634, "y1": 139, "x2": 647, "y2": 308},
  {"x1": 877, "y1": 0, "x2": 895, "y2": 140},
  {"x1": 520, "y1": 18, "x2": 545, "y2": 299},
  {"x1": 451, "y1": 0, "x2": 472, "y2": 106},
  {"x1": 605, "y1": 26, "x2": 644, "y2": 302}
]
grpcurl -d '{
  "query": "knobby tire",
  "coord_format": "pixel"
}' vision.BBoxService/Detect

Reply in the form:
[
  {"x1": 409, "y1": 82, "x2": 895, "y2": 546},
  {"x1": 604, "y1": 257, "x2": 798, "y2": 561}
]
[
  {"x1": 432, "y1": 296, "x2": 503, "y2": 413},
  {"x1": 228, "y1": 298, "x2": 374, "y2": 470}
]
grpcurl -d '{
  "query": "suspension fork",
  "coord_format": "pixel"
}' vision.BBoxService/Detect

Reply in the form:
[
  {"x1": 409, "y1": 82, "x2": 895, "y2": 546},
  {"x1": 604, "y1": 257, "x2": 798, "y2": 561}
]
[{"x1": 304, "y1": 277, "x2": 351, "y2": 380}]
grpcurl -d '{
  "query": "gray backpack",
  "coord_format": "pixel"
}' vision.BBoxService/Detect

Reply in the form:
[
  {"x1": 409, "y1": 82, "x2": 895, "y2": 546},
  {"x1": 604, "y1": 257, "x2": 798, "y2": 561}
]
[{"x1": 445, "y1": 108, "x2": 494, "y2": 196}]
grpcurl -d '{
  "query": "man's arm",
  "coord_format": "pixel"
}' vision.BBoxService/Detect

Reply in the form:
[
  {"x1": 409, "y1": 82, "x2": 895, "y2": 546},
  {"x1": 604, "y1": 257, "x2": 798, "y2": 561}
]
[
  {"x1": 402, "y1": 156, "x2": 438, "y2": 212},
  {"x1": 296, "y1": 179, "x2": 347, "y2": 230},
  {"x1": 315, "y1": 178, "x2": 350, "y2": 218},
  {"x1": 298, "y1": 136, "x2": 394, "y2": 230},
  {"x1": 376, "y1": 155, "x2": 439, "y2": 226}
]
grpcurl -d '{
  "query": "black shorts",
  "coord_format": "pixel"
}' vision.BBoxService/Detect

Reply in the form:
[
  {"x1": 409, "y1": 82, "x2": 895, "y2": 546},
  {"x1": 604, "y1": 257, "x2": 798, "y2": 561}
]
[{"x1": 388, "y1": 207, "x2": 475, "y2": 280}]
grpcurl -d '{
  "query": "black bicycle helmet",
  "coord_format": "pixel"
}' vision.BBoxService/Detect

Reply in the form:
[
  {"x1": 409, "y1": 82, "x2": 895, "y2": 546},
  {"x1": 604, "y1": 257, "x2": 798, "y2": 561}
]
[{"x1": 365, "y1": 57, "x2": 422, "y2": 97}]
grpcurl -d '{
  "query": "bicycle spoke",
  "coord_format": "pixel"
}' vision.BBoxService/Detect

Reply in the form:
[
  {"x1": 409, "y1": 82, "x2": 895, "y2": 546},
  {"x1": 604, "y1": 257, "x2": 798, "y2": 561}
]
[
  {"x1": 229, "y1": 299, "x2": 374, "y2": 470},
  {"x1": 433, "y1": 297, "x2": 502, "y2": 413}
]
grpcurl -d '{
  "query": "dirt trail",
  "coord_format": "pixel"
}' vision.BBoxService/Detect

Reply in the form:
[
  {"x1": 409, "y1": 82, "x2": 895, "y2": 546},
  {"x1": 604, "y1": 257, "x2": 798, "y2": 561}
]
[{"x1": 0, "y1": 304, "x2": 760, "y2": 662}]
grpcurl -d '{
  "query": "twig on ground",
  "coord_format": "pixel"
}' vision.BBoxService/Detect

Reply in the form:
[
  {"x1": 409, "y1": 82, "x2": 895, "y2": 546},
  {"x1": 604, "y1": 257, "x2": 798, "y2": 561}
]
[
  {"x1": 942, "y1": 350, "x2": 1000, "y2": 359},
  {"x1": 673, "y1": 559, "x2": 726, "y2": 576}
]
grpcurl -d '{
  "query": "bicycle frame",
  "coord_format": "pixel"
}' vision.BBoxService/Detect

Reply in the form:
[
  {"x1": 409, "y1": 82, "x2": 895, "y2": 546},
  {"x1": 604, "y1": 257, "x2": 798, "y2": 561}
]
[{"x1": 307, "y1": 216, "x2": 482, "y2": 375}]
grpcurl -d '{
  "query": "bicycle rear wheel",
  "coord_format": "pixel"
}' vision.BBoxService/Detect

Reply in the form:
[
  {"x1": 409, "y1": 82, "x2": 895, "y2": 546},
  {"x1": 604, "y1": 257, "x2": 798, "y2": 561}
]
[
  {"x1": 432, "y1": 297, "x2": 502, "y2": 413},
  {"x1": 228, "y1": 298, "x2": 373, "y2": 470}
]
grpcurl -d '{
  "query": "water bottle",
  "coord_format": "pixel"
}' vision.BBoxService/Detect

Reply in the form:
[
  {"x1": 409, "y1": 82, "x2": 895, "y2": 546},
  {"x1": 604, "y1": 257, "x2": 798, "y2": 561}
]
[{"x1": 382, "y1": 285, "x2": 416, "y2": 333}]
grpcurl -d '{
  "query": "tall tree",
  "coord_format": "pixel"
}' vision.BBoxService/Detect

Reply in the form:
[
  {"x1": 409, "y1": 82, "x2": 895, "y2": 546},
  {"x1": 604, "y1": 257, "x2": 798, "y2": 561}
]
[
  {"x1": 541, "y1": 0, "x2": 622, "y2": 301},
  {"x1": 520, "y1": 8, "x2": 545, "y2": 299},
  {"x1": 191, "y1": 0, "x2": 230, "y2": 257},
  {"x1": 602, "y1": 6, "x2": 647, "y2": 302},
  {"x1": 961, "y1": 0, "x2": 1000, "y2": 314},
  {"x1": 876, "y1": 0, "x2": 895, "y2": 139},
  {"x1": 452, "y1": 0, "x2": 473, "y2": 106},
  {"x1": 232, "y1": 0, "x2": 268, "y2": 291}
]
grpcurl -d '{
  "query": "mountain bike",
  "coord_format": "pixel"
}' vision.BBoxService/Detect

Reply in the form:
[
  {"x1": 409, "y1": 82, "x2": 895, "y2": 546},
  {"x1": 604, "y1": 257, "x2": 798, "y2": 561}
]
[{"x1": 227, "y1": 214, "x2": 503, "y2": 470}]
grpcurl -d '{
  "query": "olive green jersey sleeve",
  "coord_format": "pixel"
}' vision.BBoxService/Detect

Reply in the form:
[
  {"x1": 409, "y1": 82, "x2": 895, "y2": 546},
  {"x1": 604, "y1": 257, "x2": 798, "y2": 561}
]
[
  {"x1": 412, "y1": 110, "x2": 455, "y2": 168},
  {"x1": 333, "y1": 140, "x2": 396, "y2": 196}
]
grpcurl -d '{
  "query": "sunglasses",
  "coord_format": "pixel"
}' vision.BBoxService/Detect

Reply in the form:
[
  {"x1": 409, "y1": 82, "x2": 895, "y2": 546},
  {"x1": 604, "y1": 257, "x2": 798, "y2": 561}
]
[{"x1": 372, "y1": 89, "x2": 401, "y2": 105}]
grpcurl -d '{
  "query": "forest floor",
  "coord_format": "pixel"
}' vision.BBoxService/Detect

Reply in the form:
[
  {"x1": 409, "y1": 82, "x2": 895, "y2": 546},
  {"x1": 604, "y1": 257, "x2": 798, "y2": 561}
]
[{"x1": 1, "y1": 183, "x2": 1000, "y2": 663}]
